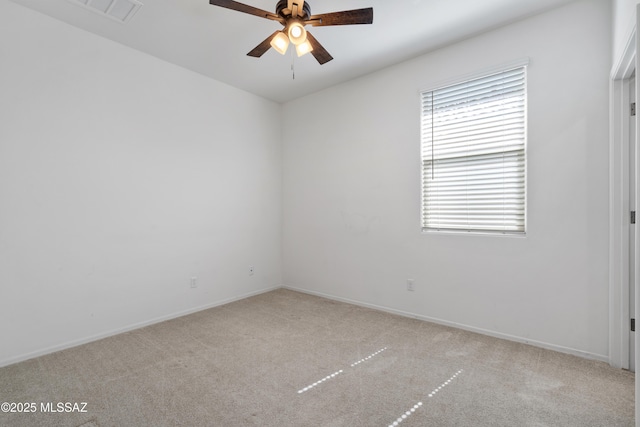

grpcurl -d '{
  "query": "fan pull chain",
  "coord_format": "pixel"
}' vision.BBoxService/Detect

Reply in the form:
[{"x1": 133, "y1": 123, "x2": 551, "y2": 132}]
[{"x1": 291, "y1": 48, "x2": 295, "y2": 80}]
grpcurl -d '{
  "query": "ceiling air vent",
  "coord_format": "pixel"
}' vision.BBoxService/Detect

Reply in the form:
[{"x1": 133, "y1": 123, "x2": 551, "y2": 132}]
[{"x1": 69, "y1": 0, "x2": 143, "y2": 24}]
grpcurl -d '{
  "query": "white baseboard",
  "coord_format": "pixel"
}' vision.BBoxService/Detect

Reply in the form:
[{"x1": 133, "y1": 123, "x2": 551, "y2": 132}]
[
  {"x1": 282, "y1": 285, "x2": 610, "y2": 364},
  {"x1": 2, "y1": 284, "x2": 609, "y2": 368},
  {"x1": 0, "y1": 285, "x2": 282, "y2": 368}
]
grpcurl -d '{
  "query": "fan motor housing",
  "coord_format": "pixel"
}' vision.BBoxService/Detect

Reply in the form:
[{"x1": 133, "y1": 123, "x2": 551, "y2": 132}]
[{"x1": 276, "y1": 0, "x2": 311, "y2": 20}]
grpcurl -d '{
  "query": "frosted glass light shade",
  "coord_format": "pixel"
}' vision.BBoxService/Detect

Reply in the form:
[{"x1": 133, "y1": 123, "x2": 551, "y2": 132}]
[
  {"x1": 270, "y1": 31, "x2": 290, "y2": 55},
  {"x1": 287, "y1": 21, "x2": 307, "y2": 45},
  {"x1": 296, "y1": 40, "x2": 313, "y2": 57}
]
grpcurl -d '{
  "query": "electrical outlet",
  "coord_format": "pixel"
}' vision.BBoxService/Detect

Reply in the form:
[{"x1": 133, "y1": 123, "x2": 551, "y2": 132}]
[
  {"x1": 249, "y1": 266, "x2": 254, "y2": 276},
  {"x1": 406, "y1": 279, "x2": 415, "y2": 292},
  {"x1": 190, "y1": 277, "x2": 197, "y2": 288}
]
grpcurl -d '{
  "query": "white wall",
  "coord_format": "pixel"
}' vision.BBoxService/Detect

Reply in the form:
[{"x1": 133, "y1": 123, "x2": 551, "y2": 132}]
[
  {"x1": 283, "y1": 0, "x2": 612, "y2": 359},
  {"x1": 613, "y1": 0, "x2": 638, "y2": 67},
  {"x1": 0, "y1": 1, "x2": 282, "y2": 366}
]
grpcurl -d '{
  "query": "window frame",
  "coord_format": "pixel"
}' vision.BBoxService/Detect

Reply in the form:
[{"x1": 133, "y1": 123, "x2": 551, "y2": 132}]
[{"x1": 419, "y1": 60, "x2": 529, "y2": 236}]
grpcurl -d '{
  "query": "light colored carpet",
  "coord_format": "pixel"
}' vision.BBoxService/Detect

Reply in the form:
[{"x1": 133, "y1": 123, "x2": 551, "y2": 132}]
[{"x1": 0, "y1": 288, "x2": 634, "y2": 426}]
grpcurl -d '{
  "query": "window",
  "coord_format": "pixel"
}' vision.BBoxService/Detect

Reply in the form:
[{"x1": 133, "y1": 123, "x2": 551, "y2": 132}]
[{"x1": 420, "y1": 66, "x2": 526, "y2": 234}]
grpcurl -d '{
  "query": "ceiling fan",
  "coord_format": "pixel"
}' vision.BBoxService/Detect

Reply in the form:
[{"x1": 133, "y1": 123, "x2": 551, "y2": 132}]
[{"x1": 208, "y1": 0, "x2": 373, "y2": 64}]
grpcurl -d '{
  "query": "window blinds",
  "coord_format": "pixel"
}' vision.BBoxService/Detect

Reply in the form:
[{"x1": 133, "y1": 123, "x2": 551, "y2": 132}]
[{"x1": 421, "y1": 67, "x2": 526, "y2": 233}]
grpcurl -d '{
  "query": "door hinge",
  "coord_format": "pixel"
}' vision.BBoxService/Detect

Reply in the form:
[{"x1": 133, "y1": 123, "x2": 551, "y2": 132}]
[
  {"x1": 632, "y1": 211, "x2": 636, "y2": 225},
  {"x1": 633, "y1": 102, "x2": 637, "y2": 117},
  {"x1": 632, "y1": 318, "x2": 635, "y2": 332}
]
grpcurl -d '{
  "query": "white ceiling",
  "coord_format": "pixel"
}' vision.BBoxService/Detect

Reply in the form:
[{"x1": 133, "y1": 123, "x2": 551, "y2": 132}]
[{"x1": 10, "y1": 0, "x2": 575, "y2": 103}]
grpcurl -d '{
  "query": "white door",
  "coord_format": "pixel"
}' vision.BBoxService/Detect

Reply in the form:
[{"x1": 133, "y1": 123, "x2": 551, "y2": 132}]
[{"x1": 631, "y1": 74, "x2": 636, "y2": 373}]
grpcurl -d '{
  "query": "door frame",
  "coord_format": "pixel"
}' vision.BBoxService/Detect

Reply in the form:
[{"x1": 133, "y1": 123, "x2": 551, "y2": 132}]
[{"x1": 609, "y1": 25, "x2": 636, "y2": 370}]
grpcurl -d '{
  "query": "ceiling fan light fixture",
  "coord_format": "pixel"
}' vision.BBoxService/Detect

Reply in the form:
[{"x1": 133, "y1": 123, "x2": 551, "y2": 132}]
[
  {"x1": 270, "y1": 31, "x2": 290, "y2": 55},
  {"x1": 209, "y1": 0, "x2": 374, "y2": 65},
  {"x1": 295, "y1": 39, "x2": 313, "y2": 57},
  {"x1": 287, "y1": 20, "x2": 307, "y2": 45}
]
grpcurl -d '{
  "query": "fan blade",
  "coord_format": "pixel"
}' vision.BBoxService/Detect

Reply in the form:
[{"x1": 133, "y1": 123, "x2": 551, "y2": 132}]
[
  {"x1": 209, "y1": 0, "x2": 281, "y2": 22},
  {"x1": 308, "y1": 7, "x2": 373, "y2": 26},
  {"x1": 306, "y1": 32, "x2": 333, "y2": 65},
  {"x1": 247, "y1": 31, "x2": 280, "y2": 58}
]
